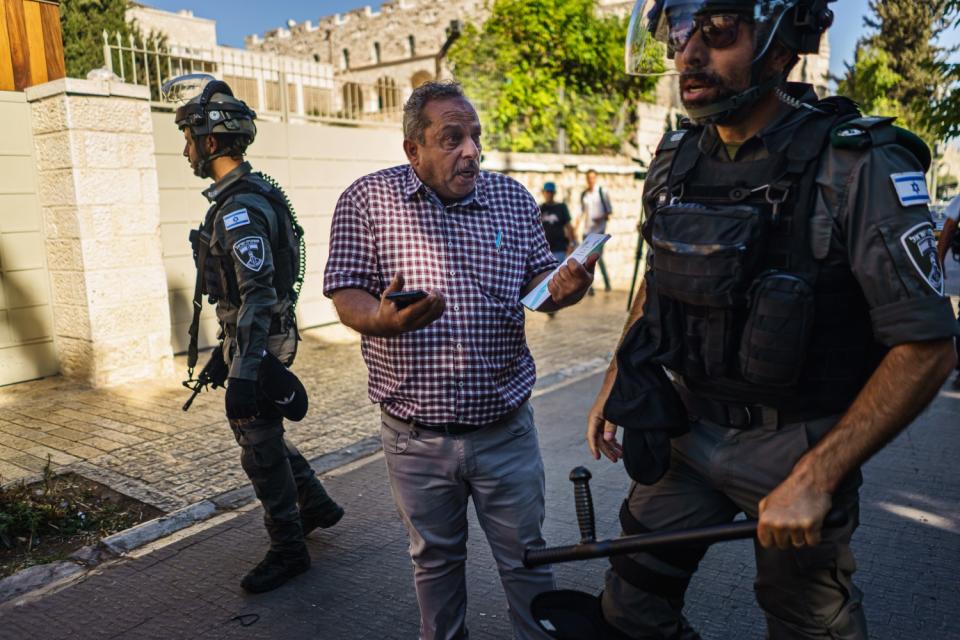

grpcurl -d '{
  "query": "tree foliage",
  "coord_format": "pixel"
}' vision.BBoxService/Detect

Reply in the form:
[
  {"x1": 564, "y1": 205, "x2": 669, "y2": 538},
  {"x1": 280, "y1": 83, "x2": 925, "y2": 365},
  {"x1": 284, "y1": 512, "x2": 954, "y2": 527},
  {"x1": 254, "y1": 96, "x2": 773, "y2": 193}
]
[
  {"x1": 446, "y1": 0, "x2": 659, "y2": 154},
  {"x1": 931, "y1": 0, "x2": 960, "y2": 139},
  {"x1": 61, "y1": 0, "x2": 136, "y2": 79},
  {"x1": 838, "y1": 0, "x2": 957, "y2": 143}
]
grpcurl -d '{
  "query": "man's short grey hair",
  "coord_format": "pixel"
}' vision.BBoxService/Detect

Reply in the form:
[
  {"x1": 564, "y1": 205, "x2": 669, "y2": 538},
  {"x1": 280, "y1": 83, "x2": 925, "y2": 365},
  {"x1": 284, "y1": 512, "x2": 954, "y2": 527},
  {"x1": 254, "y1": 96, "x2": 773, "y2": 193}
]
[{"x1": 403, "y1": 81, "x2": 467, "y2": 144}]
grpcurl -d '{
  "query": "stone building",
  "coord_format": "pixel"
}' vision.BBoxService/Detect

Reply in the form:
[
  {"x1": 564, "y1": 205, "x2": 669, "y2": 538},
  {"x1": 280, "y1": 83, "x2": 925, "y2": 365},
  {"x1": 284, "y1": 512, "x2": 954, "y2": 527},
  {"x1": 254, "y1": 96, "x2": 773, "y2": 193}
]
[{"x1": 246, "y1": 0, "x2": 830, "y2": 162}]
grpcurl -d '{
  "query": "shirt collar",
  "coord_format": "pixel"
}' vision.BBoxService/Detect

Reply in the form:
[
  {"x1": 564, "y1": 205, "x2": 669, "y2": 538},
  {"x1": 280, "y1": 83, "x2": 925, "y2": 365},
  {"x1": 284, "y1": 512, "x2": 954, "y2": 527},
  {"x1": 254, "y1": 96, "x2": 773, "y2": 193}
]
[
  {"x1": 698, "y1": 83, "x2": 820, "y2": 159},
  {"x1": 203, "y1": 161, "x2": 253, "y2": 202},
  {"x1": 403, "y1": 164, "x2": 489, "y2": 210}
]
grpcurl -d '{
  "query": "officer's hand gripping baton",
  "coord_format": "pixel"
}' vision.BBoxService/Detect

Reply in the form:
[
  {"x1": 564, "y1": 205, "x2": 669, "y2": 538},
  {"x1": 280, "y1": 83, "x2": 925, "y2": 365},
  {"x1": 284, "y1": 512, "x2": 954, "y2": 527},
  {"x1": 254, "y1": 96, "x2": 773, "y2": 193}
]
[{"x1": 523, "y1": 467, "x2": 846, "y2": 568}]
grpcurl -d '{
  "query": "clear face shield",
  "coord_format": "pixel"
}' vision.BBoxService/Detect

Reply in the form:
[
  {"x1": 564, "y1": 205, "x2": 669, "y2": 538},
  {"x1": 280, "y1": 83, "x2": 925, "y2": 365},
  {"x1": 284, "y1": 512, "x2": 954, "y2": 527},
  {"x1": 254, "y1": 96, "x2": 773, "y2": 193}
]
[
  {"x1": 161, "y1": 73, "x2": 216, "y2": 104},
  {"x1": 625, "y1": 0, "x2": 797, "y2": 77}
]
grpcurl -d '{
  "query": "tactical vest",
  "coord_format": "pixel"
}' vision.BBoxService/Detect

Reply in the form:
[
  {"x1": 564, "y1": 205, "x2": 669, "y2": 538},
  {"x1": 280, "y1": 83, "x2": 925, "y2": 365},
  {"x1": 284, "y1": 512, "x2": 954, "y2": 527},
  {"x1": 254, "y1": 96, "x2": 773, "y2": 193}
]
[
  {"x1": 186, "y1": 171, "x2": 304, "y2": 372},
  {"x1": 198, "y1": 172, "x2": 303, "y2": 309},
  {"x1": 645, "y1": 99, "x2": 884, "y2": 413}
]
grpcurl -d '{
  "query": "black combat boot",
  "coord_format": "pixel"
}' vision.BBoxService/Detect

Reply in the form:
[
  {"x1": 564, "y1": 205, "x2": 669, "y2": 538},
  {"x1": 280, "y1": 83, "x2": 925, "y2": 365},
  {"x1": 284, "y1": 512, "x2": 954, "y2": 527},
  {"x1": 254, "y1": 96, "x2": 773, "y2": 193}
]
[
  {"x1": 300, "y1": 496, "x2": 345, "y2": 536},
  {"x1": 241, "y1": 546, "x2": 311, "y2": 593}
]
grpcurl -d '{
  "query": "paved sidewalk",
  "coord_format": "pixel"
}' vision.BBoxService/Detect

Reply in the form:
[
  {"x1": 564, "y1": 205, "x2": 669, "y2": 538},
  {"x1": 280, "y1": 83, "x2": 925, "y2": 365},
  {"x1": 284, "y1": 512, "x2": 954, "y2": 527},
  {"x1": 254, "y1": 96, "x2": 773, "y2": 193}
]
[
  {"x1": 0, "y1": 293, "x2": 629, "y2": 511},
  {"x1": 1, "y1": 372, "x2": 958, "y2": 639}
]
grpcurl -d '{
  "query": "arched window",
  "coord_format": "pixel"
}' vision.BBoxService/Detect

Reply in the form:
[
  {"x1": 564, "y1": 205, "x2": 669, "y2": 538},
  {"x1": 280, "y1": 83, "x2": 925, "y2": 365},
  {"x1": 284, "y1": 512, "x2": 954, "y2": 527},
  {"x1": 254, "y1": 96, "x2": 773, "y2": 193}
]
[
  {"x1": 373, "y1": 42, "x2": 382, "y2": 64},
  {"x1": 342, "y1": 82, "x2": 363, "y2": 118},
  {"x1": 407, "y1": 35, "x2": 416, "y2": 57},
  {"x1": 410, "y1": 70, "x2": 432, "y2": 89},
  {"x1": 341, "y1": 48, "x2": 350, "y2": 70}
]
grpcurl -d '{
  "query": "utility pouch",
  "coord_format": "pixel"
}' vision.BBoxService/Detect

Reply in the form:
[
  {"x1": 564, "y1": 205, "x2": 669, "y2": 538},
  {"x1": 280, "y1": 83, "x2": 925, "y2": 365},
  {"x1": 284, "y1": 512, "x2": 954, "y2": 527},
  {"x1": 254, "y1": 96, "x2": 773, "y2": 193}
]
[
  {"x1": 273, "y1": 245, "x2": 296, "y2": 298},
  {"x1": 650, "y1": 203, "x2": 765, "y2": 307},
  {"x1": 738, "y1": 272, "x2": 815, "y2": 386}
]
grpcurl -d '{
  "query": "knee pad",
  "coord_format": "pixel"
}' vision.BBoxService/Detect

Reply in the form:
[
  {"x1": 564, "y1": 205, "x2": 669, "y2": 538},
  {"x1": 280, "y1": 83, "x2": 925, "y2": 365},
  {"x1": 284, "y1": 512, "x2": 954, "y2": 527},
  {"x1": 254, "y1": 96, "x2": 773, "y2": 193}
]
[{"x1": 610, "y1": 500, "x2": 708, "y2": 600}]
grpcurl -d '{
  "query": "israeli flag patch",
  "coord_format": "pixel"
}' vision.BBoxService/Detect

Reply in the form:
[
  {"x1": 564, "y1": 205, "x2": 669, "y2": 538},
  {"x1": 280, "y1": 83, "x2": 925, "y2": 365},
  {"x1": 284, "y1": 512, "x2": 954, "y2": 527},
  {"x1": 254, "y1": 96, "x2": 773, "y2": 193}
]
[
  {"x1": 223, "y1": 209, "x2": 250, "y2": 230},
  {"x1": 890, "y1": 172, "x2": 930, "y2": 207}
]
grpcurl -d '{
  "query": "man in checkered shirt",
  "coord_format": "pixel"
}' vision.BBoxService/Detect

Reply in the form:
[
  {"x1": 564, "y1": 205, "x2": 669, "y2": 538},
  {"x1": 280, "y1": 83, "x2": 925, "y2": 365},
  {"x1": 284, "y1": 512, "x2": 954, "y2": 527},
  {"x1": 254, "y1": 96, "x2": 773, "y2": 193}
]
[{"x1": 323, "y1": 82, "x2": 597, "y2": 640}]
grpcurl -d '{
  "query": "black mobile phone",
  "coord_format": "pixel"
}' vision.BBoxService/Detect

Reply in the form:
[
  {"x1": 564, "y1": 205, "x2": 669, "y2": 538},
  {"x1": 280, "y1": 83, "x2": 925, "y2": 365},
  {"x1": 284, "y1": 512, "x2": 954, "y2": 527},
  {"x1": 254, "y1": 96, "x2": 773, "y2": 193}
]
[{"x1": 386, "y1": 289, "x2": 428, "y2": 310}]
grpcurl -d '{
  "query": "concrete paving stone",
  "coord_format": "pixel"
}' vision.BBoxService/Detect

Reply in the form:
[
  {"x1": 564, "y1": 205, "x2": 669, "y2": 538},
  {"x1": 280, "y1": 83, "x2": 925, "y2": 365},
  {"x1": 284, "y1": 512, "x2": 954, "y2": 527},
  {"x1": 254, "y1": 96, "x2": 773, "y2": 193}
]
[
  {"x1": 36, "y1": 432, "x2": 93, "y2": 452},
  {"x1": 90, "y1": 428, "x2": 144, "y2": 446},
  {"x1": 6, "y1": 452, "x2": 53, "y2": 473},
  {"x1": 78, "y1": 436, "x2": 125, "y2": 453},
  {"x1": 24, "y1": 446, "x2": 81, "y2": 466},
  {"x1": 47, "y1": 426, "x2": 95, "y2": 442},
  {"x1": 0, "y1": 460, "x2": 31, "y2": 482}
]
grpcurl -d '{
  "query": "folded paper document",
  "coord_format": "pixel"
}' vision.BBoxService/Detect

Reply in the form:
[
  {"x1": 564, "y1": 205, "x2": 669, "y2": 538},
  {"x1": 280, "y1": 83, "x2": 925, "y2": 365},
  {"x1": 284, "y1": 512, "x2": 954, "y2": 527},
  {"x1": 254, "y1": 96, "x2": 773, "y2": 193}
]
[{"x1": 521, "y1": 233, "x2": 611, "y2": 310}]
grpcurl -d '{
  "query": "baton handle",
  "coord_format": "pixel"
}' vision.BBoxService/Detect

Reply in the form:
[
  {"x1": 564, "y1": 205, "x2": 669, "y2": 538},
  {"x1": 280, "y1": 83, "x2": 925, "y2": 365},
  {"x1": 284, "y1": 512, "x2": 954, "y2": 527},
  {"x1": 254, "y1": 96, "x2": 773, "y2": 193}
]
[
  {"x1": 570, "y1": 467, "x2": 596, "y2": 544},
  {"x1": 523, "y1": 510, "x2": 847, "y2": 568}
]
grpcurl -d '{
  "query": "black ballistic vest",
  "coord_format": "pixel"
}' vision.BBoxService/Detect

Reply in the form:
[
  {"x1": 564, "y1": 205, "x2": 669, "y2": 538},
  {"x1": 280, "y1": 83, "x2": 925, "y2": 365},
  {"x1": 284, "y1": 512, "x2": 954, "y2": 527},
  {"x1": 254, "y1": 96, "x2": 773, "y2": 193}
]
[
  {"x1": 197, "y1": 172, "x2": 302, "y2": 309},
  {"x1": 645, "y1": 99, "x2": 883, "y2": 413}
]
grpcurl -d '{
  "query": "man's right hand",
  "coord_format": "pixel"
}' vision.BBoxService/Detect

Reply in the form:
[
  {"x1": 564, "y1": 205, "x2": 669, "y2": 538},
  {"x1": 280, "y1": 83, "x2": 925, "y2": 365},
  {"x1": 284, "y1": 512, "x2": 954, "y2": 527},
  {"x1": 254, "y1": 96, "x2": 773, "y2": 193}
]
[
  {"x1": 375, "y1": 273, "x2": 445, "y2": 337},
  {"x1": 587, "y1": 368, "x2": 623, "y2": 463}
]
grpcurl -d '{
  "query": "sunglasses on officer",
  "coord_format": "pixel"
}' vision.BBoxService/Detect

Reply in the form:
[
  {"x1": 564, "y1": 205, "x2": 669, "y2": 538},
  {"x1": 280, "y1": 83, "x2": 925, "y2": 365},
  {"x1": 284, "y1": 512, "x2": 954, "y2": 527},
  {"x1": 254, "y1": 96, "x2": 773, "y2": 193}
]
[{"x1": 667, "y1": 11, "x2": 752, "y2": 56}]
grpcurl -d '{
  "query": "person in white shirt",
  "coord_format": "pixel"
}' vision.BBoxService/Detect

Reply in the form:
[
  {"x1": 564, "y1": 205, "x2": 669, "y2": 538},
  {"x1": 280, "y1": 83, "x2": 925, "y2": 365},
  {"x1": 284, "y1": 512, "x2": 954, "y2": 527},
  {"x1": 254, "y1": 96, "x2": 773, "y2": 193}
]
[
  {"x1": 577, "y1": 169, "x2": 612, "y2": 292},
  {"x1": 937, "y1": 195, "x2": 960, "y2": 387}
]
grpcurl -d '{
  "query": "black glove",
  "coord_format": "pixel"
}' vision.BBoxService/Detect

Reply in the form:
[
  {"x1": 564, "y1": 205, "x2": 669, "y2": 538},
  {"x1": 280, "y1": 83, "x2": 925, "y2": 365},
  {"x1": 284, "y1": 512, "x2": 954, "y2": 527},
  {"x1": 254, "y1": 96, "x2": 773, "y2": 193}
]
[{"x1": 225, "y1": 378, "x2": 259, "y2": 421}]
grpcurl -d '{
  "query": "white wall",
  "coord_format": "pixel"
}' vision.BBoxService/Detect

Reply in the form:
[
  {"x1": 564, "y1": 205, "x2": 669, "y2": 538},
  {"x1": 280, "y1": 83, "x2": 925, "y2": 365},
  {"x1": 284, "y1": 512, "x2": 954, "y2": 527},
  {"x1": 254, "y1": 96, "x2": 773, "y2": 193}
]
[{"x1": 152, "y1": 113, "x2": 406, "y2": 353}]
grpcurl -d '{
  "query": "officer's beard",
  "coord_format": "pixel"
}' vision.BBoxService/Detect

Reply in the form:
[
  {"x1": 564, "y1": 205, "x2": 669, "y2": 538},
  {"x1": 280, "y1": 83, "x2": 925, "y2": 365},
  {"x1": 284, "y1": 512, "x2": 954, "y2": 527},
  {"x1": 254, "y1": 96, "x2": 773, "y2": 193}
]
[{"x1": 680, "y1": 66, "x2": 778, "y2": 126}]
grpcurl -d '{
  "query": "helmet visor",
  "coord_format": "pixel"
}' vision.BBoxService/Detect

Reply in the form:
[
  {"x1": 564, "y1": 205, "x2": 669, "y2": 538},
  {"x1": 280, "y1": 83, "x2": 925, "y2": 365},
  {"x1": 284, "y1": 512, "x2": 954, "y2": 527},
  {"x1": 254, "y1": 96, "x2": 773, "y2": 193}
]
[
  {"x1": 161, "y1": 73, "x2": 216, "y2": 104},
  {"x1": 625, "y1": 0, "x2": 797, "y2": 77}
]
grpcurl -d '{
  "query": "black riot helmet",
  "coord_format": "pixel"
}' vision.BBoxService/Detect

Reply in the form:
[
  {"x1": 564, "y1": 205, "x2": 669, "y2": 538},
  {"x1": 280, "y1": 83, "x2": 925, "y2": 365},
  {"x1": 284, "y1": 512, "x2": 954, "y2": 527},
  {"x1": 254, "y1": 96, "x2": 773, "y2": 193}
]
[
  {"x1": 162, "y1": 73, "x2": 258, "y2": 178},
  {"x1": 625, "y1": 0, "x2": 835, "y2": 122}
]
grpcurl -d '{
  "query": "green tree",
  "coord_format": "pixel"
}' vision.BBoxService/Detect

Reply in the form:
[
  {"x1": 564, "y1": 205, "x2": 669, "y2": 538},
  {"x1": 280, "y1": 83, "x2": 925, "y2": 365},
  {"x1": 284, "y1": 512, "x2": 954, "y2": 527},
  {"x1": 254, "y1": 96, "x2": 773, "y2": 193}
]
[
  {"x1": 837, "y1": 47, "x2": 905, "y2": 122},
  {"x1": 446, "y1": 0, "x2": 659, "y2": 154},
  {"x1": 838, "y1": 0, "x2": 954, "y2": 144},
  {"x1": 930, "y1": 0, "x2": 960, "y2": 139},
  {"x1": 61, "y1": 0, "x2": 135, "y2": 79}
]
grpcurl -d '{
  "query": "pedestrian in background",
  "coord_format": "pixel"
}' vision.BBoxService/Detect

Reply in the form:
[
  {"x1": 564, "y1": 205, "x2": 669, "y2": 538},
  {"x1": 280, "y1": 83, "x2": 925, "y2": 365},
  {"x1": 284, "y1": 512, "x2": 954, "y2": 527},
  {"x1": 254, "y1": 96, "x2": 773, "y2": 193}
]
[
  {"x1": 577, "y1": 169, "x2": 613, "y2": 292},
  {"x1": 323, "y1": 81, "x2": 596, "y2": 640},
  {"x1": 937, "y1": 194, "x2": 960, "y2": 388},
  {"x1": 539, "y1": 181, "x2": 576, "y2": 264}
]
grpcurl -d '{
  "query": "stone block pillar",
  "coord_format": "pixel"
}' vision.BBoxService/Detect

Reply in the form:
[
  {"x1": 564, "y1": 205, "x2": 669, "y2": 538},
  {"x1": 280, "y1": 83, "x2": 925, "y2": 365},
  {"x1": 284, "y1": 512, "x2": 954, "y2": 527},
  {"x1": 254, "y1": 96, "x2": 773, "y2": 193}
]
[{"x1": 25, "y1": 78, "x2": 174, "y2": 386}]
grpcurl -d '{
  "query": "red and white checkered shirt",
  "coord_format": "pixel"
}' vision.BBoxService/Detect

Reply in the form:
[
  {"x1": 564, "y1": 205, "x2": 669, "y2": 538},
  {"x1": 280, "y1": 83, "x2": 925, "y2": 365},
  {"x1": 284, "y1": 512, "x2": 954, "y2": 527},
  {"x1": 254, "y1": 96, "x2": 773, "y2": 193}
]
[{"x1": 323, "y1": 164, "x2": 557, "y2": 425}]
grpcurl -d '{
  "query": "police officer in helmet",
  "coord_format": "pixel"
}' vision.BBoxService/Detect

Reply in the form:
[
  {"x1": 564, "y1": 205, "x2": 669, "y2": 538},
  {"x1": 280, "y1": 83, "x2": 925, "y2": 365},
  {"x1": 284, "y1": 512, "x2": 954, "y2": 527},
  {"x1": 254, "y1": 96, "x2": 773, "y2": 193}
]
[
  {"x1": 583, "y1": 1, "x2": 959, "y2": 637},
  {"x1": 165, "y1": 74, "x2": 344, "y2": 593}
]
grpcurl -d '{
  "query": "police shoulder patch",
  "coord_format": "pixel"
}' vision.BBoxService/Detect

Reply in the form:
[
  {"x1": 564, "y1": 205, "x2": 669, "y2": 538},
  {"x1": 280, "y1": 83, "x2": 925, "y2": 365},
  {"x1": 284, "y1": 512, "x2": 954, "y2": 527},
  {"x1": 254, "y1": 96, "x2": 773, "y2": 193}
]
[
  {"x1": 233, "y1": 236, "x2": 266, "y2": 272},
  {"x1": 223, "y1": 208, "x2": 250, "y2": 230},
  {"x1": 889, "y1": 172, "x2": 930, "y2": 207},
  {"x1": 899, "y1": 222, "x2": 943, "y2": 295}
]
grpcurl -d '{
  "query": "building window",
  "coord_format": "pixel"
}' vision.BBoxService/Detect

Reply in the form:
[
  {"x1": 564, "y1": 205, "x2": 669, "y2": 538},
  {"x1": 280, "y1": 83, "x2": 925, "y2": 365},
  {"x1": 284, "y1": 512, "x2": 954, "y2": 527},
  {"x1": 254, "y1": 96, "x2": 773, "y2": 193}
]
[
  {"x1": 408, "y1": 35, "x2": 416, "y2": 57},
  {"x1": 313, "y1": 53, "x2": 321, "y2": 63},
  {"x1": 373, "y1": 42, "x2": 381, "y2": 64},
  {"x1": 341, "y1": 48, "x2": 350, "y2": 70}
]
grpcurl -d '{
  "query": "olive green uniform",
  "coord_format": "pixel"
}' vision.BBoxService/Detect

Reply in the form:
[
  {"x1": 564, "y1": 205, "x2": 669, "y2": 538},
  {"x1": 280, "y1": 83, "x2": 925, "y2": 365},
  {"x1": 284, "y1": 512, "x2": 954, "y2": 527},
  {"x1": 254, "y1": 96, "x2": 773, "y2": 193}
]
[{"x1": 602, "y1": 86, "x2": 959, "y2": 639}]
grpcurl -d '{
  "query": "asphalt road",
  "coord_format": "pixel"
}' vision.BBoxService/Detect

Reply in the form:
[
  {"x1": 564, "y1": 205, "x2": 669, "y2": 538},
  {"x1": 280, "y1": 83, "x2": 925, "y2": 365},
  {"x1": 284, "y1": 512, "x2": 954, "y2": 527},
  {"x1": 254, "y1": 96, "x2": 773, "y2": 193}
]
[{"x1": 1, "y1": 371, "x2": 958, "y2": 639}]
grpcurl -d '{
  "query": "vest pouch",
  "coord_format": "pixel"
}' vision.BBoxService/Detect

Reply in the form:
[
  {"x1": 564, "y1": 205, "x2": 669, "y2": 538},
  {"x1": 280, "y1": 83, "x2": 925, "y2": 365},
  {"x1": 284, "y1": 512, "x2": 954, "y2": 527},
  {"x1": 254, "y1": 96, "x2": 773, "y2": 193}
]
[
  {"x1": 738, "y1": 272, "x2": 815, "y2": 387},
  {"x1": 651, "y1": 203, "x2": 764, "y2": 307},
  {"x1": 273, "y1": 245, "x2": 295, "y2": 297}
]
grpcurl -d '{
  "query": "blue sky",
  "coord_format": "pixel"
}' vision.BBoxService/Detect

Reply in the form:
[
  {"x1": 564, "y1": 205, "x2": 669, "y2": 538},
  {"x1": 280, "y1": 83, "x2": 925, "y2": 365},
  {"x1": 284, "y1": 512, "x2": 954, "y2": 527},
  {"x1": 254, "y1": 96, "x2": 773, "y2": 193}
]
[{"x1": 141, "y1": 0, "x2": 957, "y2": 80}]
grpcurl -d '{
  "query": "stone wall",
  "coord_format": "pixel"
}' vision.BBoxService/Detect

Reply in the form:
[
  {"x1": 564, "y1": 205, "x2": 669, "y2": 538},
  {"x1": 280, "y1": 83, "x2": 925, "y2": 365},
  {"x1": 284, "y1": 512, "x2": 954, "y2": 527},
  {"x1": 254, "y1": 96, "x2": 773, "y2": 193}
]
[
  {"x1": 246, "y1": 0, "x2": 485, "y2": 93},
  {"x1": 126, "y1": 6, "x2": 217, "y2": 51},
  {"x1": 25, "y1": 79, "x2": 174, "y2": 387}
]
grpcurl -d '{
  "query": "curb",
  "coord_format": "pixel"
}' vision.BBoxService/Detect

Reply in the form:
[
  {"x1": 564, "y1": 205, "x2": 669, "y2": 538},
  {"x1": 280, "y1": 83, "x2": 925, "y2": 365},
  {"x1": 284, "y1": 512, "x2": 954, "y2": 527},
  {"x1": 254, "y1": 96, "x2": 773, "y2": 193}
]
[{"x1": 0, "y1": 436, "x2": 383, "y2": 607}]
